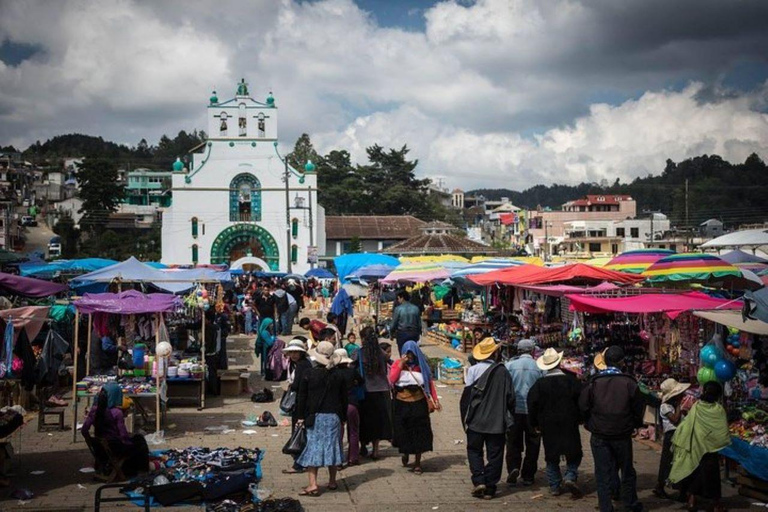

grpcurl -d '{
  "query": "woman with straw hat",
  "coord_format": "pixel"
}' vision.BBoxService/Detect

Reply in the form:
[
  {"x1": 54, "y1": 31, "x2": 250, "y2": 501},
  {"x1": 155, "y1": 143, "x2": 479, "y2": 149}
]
[
  {"x1": 654, "y1": 378, "x2": 690, "y2": 499},
  {"x1": 527, "y1": 348, "x2": 584, "y2": 498},
  {"x1": 295, "y1": 341, "x2": 349, "y2": 496}
]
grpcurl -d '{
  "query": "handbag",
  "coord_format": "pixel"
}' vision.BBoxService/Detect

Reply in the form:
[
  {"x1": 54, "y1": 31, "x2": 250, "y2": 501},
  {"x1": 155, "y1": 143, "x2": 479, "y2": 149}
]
[
  {"x1": 282, "y1": 424, "x2": 307, "y2": 455},
  {"x1": 279, "y1": 389, "x2": 297, "y2": 415},
  {"x1": 407, "y1": 368, "x2": 438, "y2": 414}
]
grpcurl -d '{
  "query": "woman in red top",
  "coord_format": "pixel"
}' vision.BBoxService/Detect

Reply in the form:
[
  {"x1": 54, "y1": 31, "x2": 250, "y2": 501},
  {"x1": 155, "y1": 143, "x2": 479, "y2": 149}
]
[{"x1": 389, "y1": 340, "x2": 440, "y2": 474}]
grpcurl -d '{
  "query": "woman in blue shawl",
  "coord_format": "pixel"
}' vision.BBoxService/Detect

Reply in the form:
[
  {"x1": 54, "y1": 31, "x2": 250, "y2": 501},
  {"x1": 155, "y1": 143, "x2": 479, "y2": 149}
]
[
  {"x1": 256, "y1": 317, "x2": 277, "y2": 376},
  {"x1": 388, "y1": 340, "x2": 440, "y2": 474}
]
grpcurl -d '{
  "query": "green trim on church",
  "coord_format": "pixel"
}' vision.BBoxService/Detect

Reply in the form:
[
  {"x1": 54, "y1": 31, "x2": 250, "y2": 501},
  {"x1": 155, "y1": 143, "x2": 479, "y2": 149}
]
[{"x1": 210, "y1": 224, "x2": 279, "y2": 269}]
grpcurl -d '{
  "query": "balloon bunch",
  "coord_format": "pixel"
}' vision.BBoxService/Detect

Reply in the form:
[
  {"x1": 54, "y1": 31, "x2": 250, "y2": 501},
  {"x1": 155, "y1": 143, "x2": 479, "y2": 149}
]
[
  {"x1": 725, "y1": 327, "x2": 741, "y2": 357},
  {"x1": 698, "y1": 343, "x2": 737, "y2": 384},
  {"x1": 568, "y1": 327, "x2": 583, "y2": 343},
  {"x1": 194, "y1": 285, "x2": 211, "y2": 311}
]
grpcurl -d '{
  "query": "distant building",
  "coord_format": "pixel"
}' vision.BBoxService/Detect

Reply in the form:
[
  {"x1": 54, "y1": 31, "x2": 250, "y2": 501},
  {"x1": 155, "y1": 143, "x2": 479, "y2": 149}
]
[
  {"x1": 451, "y1": 189, "x2": 465, "y2": 209},
  {"x1": 0, "y1": 201, "x2": 20, "y2": 250},
  {"x1": 124, "y1": 168, "x2": 172, "y2": 207},
  {"x1": 700, "y1": 219, "x2": 724, "y2": 238},
  {"x1": 559, "y1": 214, "x2": 670, "y2": 257},
  {"x1": 323, "y1": 215, "x2": 426, "y2": 256}
]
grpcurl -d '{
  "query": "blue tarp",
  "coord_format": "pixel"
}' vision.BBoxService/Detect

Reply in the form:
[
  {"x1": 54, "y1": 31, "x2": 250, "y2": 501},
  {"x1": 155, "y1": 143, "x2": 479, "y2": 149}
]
[
  {"x1": 20, "y1": 258, "x2": 118, "y2": 277},
  {"x1": 347, "y1": 264, "x2": 395, "y2": 280},
  {"x1": 334, "y1": 253, "x2": 399, "y2": 284},
  {"x1": 720, "y1": 437, "x2": 768, "y2": 481},
  {"x1": 305, "y1": 268, "x2": 335, "y2": 279}
]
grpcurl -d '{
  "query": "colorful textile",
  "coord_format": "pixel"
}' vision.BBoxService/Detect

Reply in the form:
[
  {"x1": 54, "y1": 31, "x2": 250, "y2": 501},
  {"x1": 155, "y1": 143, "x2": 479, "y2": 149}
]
[
  {"x1": 605, "y1": 249, "x2": 675, "y2": 274},
  {"x1": 643, "y1": 252, "x2": 740, "y2": 283},
  {"x1": 669, "y1": 401, "x2": 730, "y2": 484},
  {"x1": 401, "y1": 340, "x2": 433, "y2": 398}
]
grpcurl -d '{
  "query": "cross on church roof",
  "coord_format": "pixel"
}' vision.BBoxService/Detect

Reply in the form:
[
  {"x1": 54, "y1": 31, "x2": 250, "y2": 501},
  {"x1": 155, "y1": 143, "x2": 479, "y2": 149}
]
[{"x1": 236, "y1": 78, "x2": 249, "y2": 97}]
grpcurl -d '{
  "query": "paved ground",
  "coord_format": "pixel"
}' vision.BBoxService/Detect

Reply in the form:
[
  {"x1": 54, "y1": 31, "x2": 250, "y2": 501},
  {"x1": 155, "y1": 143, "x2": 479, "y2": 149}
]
[{"x1": 0, "y1": 332, "x2": 757, "y2": 511}]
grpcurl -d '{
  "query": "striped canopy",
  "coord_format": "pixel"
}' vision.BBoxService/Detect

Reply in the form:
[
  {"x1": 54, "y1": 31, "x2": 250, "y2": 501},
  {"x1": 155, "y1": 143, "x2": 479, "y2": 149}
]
[
  {"x1": 642, "y1": 252, "x2": 741, "y2": 283},
  {"x1": 605, "y1": 249, "x2": 675, "y2": 274},
  {"x1": 451, "y1": 258, "x2": 526, "y2": 279},
  {"x1": 380, "y1": 263, "x2": 451, "y2": 284}
]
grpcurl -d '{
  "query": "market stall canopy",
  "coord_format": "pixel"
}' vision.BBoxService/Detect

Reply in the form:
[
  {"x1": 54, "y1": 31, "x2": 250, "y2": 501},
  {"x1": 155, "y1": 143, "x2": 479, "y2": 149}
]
[
  {"x1": 451, "y1": 258, "x2": 526, "y2": 280},
  {"x1": 566, "y1": 291, "x2": 741, "y2": 319},
  {"x1": 719, "y1": 249, "x2": 768, "y2": 272},
  {"x1": 0, "y1": 272, "x2": 68, "y2": 297},
  {"x1": 642, "y1": 253, "x2": 762, "y2": 290},
  {"x1": 400, "y1": 255, "x2": 469, "y2": 263},
  {"x1": 700, "y1": 228, "x2": 768, "y2": 249},
  {"x1": 0, "y1": 249, "x2": 26, "y2": 265},
  {"x1": 605, "y1": 249, "x2": 675, "y2": 274},
  {"x1": 334, "y1": 253, "x2": 400, "y2": 284},
  {"x1": 71, "y1": 257, "x2": 230, "y2": 293},
  {"x1": 583, "y1": 257, "x2": 612, "y2": 267},
  {"x1": 19, "y1": 258, "x2": 118, "y2": 278},
  {"x1": 305, "y1": 268, "x2": 335, "y2": 279},
  {"x1": 518, "y1": 282, "x2": 619, "y2": 297},
  {"x1": 0, "y1": 306, "x2": 50, "y2": 341},
  {"x1": 470, "y1": 255, "x2": 544, "y2": 265},
  {"x1": 472, "y1": 263, "x2": 643, "y2": 286},
  {"x1": 74, "y1": 290, "x2": 182, "y2": 314},
  {"x1": 743, "y1": 287, "x2": 768, "y2": 324},
  {"x1": 346, "y1": 264, "x2": 396, "y2": 280},
  {"x1": 692, "y1": 310, "x2": 768, "y2": 336},
  {"x1": 380, "y1": 262, "x2": 451, "y2": 284}
]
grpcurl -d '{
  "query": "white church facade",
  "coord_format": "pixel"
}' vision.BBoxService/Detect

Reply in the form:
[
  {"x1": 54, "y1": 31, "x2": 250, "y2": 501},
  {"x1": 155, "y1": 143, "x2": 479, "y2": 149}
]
[{"x1": 161, "y1": 79, "x2": 320, "y2": 273}]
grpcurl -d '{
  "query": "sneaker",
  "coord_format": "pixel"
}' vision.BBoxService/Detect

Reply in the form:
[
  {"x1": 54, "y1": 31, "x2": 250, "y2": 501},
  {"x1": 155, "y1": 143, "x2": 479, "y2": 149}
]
[
  {"x1": 563, "y1": 480, "x2": 582, "y2": 498},
  {"x1": 471, "y1": 484, "x2": 486, "y2": 498},
  {"x1": 506, "y1": 468, "x2": 519, "y2": 486},
  {"x1": 550, "y1": 486, "x2": 563, "y2": 496}
]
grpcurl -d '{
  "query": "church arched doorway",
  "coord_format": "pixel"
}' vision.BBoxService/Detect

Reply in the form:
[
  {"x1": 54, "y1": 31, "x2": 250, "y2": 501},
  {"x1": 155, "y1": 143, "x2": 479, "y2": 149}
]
[{"x1": 210, "y1": 224, "x2": 279, "y2": 270}]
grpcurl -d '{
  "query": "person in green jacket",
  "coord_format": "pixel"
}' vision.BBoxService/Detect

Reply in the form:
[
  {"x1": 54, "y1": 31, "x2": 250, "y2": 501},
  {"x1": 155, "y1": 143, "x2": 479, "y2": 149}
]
[{"x1": 669, "y1": 381, "x2": 730, "y2": 512}]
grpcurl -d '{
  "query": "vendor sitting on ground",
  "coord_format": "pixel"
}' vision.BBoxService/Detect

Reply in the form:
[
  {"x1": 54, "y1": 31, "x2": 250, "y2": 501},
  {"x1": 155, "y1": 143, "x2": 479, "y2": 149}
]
[{"x1": 81, "y1": 382, "x2": 150, "y2": 479}]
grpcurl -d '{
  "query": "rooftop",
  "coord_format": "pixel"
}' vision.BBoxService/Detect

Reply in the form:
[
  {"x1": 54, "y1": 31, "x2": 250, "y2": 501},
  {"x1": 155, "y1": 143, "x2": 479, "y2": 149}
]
[
  {"x1": 383, "y1": 230, "x2": 495, "y2": 255},
  {"x1": 325, "y1": 215, "x2": 426, "y2": 240},
  {"x1": 565, "y1": 194, "x2": 633, "y2": 207}
]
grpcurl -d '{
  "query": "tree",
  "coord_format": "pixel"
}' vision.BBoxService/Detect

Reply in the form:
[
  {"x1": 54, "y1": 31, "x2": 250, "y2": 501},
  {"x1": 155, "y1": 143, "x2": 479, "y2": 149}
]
[
  {"x1": 286, "y1": 133, "x2": 320, "y2": 172},
  {"x1": 76, "y1": 158, "x2": 125, "y2": 234},
  {"x1": 52, "y1": 212, "x2": 80, "y2": 258},
  {"x1": 348, "y1": 236, "x2": 362, "y2": 254}
]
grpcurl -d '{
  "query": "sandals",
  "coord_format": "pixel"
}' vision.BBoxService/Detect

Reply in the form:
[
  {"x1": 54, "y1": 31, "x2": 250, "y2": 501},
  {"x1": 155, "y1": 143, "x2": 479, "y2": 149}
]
[
  {"x1": 282, "y1": 468, "x2": 304, "y2": 474},
  {"x1": 410, "y1": 466, "x2": 423, "y2": 475},
  {"x1": 327, "y1": 483, "x2": 338, "y2": 491},
  {"x1": 401, "y1": 455, "x2": 409, "y2": 467},
  {"x1": 299, "y1": 488, "x2": 321, "y2": 497}
]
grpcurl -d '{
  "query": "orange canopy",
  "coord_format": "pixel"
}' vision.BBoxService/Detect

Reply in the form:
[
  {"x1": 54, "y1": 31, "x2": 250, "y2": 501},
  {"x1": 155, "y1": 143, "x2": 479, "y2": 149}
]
[{"x1": 470, "y1": 263, "x2": 644, "y2": 286}]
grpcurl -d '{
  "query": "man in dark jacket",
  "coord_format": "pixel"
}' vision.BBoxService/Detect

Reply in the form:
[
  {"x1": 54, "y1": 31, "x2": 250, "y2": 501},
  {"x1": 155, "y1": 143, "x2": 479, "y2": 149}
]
[
  {"x1": 460, "y1": 338, "x2": 516, "y2": 500},
  {"x1": 579, "y1": 346, "x2": 644, "y2": 512},
  {"x1": 391, "y1": 290, "x2": 422, "y2": 353},
  {"x1": 528, "y1": 347, "x2": 583, "y2": 497}
]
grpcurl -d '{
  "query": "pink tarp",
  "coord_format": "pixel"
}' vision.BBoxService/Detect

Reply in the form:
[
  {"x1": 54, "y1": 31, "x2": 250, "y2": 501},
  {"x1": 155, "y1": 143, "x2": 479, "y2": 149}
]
[
  {"x1": 74, "y1": 290, "x2": 181, "y2": 314},
  {"x1": 0, "y1": 272, "x2": 67, "y2": 297},
  {"x1": 518, "y1": 282, "x2": 620, "y2": 297},
  {"x1": 565, "y1": 291, "x2": 742, "y2": 319},
  {"x1": 0, "y1": 306, "x2": 51, "y2": 342}
]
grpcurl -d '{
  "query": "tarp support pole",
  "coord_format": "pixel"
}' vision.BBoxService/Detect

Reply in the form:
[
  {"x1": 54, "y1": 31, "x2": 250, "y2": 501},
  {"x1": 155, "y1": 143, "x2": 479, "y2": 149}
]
[
  {"x1": 71, "y1": 309, "x2": 80, "y2": 443},
  {"x1": 85, "y1": 313, "x2": 93, "y2": 377},
  {"x1": 200, "y1": 313, "x2": 206, "y2": 411},
  {"x1": 155, "y1": 313, "x2": 161, "y2": 433}
]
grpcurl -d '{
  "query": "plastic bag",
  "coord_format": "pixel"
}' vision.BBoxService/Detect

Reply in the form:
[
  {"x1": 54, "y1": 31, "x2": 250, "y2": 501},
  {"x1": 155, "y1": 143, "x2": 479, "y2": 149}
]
[
  {"x1": 442, "y1": 357, "x2": 462, "y2": 369},
  {"x1": 145, "y1": 430, "x2": 165, "y2": 445}
]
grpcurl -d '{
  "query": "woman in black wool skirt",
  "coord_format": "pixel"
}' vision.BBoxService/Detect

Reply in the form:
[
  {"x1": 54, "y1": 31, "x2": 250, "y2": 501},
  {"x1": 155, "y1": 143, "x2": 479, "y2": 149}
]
[
  {"x1": 354, "y1": 327, "x2": 394, "y2": 459},
  {"x1": 389, "y1": 340, "x2": 441, "y2": 474}
]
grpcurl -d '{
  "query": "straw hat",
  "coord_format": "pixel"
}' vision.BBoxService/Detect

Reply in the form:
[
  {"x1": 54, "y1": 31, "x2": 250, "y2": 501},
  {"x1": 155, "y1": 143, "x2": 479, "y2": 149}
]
[
  {"x1": 536, "y1": 347, "x2": 564, "y2": 371},
  {"x1": 593, "y1": 349, "x2": 607, "y2": 371},
  {"x1": 334, "y1": 348, "x2": 353, "y2": 365},
  {"x1": 472, "y1": 337, "x2": 499, "y2": 361},
  {"x1": 282, "y1": 338, "x2": 308, "y2": 354},
  {"x1": 660, "y1": 378, "x2": 690, "y2": 403},
  {"x1": 310, "y1": 341, "x2": 340, "y2": 368}
]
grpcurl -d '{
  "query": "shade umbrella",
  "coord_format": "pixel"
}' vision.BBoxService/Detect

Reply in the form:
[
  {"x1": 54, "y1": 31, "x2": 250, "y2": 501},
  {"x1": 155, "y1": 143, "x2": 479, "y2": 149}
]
[
  {"x1": 720, "y1": 249, "x2": 768, "y2": 273},
  {"x1": 305, "y1": 268, "x2": 335, "y2": 279},
  {"x1": 380, "y1": 263, "x2": 451, "y2": 284},
  {"x1": 605, "y1": 249, "x2": 675, "y2": 274},
  {"x1": 451, "y1": 258, "x2": 526, "y2": 280},
  {"x1": 346, "y1": 264, "x2": 395, "y2": 280},
  {"x1": 642, "y1": 252, "x2": 763, "y2": 290}
]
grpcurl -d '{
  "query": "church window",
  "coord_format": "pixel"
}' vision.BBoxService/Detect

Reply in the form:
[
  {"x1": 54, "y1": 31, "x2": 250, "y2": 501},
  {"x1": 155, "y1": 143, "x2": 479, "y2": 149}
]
[
  {"x1": 257, "y1": 113, "x2": 266, "y2": 137},
  {"x1": 219, "y1": 112, "x2": 229, "y2": 136},
  {"x1": 192, "y1": 244, "x2": 199, "y2": 264},
  {"x1": 229, "y1": 174, "x2": 261, "y2": 222},
  {"x1": 291, "y1": 218, "x2": 299, "y2": 239},
  {"x1": 191, "y1": 217, "x2": 198, "y2": 238},
  {"x1": 291, "y1": 244, "x2": 298, "y2": 264},
  {"x1": 238, "y1": 104, "x2": 247, "y2": 137}
]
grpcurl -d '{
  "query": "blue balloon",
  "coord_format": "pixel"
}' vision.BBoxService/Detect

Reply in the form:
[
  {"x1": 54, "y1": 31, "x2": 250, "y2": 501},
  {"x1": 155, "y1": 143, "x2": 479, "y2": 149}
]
[
  {"x1": 732, "y1": 341, "x2": 740, "y2": 348},
  {"x1": 714, "y1": 359, "x2": 736, "y2": 381},
  {"x1": 700, "y1": 345, "x2": 720, "y2": 368}
]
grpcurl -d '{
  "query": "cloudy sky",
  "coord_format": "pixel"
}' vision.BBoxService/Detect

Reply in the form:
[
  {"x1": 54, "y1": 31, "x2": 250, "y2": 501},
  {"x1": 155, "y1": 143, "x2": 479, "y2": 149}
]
[{"x1": 1, "y1": 0, "x2": 767, "y2": 189}]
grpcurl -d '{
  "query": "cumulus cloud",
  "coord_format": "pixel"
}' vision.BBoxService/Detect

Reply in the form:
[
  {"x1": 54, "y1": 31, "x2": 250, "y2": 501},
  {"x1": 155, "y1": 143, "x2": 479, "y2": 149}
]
[{"x1": 0, "y1": 0, "x2": 767, "y2": 189}]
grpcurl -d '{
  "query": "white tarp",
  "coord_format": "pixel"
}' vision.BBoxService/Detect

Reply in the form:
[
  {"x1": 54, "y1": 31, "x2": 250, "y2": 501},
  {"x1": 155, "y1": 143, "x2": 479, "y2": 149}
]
[
  {"x1": 693, "y1": 309, "x2": 768, "y2": 335},
  {"x1": 701, "y1": 229, "x2": 768, "y2": 249}
]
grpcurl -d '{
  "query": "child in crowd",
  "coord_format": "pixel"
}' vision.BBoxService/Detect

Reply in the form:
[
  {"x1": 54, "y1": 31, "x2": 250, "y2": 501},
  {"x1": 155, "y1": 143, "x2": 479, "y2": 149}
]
[{"x1": 345, "y1": 332, "x2": 360, "y2": 358}]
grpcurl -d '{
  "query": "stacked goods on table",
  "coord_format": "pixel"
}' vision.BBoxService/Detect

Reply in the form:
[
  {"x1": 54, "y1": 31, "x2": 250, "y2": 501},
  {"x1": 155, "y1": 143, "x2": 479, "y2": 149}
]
[
  {"x1": 77, "y1": 375, "x2": 157, "y2": 395},
  {"x1": 730, "y1": 406, "x2": 768, "y2": 448},
  {"x1": 122, "y1": 447, "x2": 264, "y2": 507}
]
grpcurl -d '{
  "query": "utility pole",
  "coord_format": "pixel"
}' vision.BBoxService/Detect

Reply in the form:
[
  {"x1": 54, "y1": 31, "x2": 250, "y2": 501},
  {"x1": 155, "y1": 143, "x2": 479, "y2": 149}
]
[
  {"x1": 685, "y1": 179, "x2": 689, "y2": 251},
  {"x1": 544, "y1": 221, "x2": 549, "y2": 261},
  {"x1": 308, "y1": 186, "x2": 314, "y2": 269},
  {"x1": 284, "y1": 159, "x2": 292, "y2": 273}
]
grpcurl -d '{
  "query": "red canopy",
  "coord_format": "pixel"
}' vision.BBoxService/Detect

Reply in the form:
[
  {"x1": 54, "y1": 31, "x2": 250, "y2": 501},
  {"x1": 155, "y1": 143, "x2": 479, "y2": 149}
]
[
  {"x1": 471, "y1": 263, "x2": 644, "y2": 286},
  {"x1": 566, "y1": 291, "x2": 741, "y2": 319}
]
